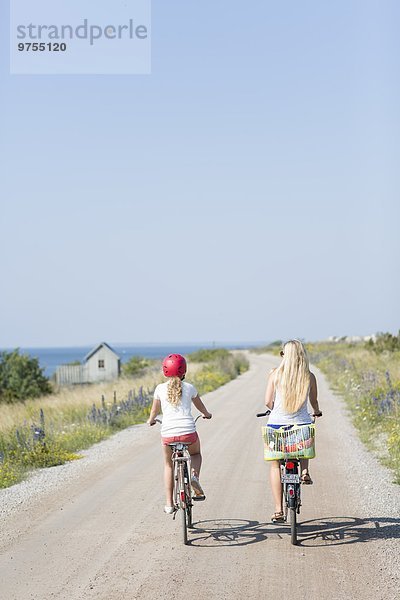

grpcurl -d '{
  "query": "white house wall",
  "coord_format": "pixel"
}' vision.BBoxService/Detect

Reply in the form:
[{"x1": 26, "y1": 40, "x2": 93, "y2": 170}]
[{"x1": 86, "y1": 345, "x2": 120, "y2": 382}]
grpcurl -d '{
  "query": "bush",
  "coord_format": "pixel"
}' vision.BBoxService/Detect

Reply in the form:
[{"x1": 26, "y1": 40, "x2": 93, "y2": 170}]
[
  {"x1": 122, "y1": 356, "x2": 153, "y2": 377},
  {"x1": 192, "y1": 366, "x2": 231, "y2": 395},
  {"x1": 365, "y1": 331, "x2": 400, "y2": 354},
  {"x1": 18, "y1": 443, "x2": 80, "y2": 469},
  {"x1": 191, "y1": 351, "x2": 249, "y2": 395},
  {"x1": 0, "y1": 350, "x2": 52, "y2": 404},
  {"x1": 187, "y1": 348, "x2": 230, "y2": 362},
  {"x1": 0, "y1": 458, "x2": 23, "y2": 489},
  {"x1": 252, "y1": 342, "x2": 281, "y2": 355}
]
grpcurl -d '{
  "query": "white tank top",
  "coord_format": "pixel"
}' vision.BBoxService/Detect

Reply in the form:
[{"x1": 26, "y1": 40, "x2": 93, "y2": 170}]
[{"x1": 268, "y1": 385, "x2": 312, "y2": 425}]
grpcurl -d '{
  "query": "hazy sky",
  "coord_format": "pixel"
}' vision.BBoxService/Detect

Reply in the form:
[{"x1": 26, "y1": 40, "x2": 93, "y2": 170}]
[{"x1": 1, "y1": 1, "x2": 399, "y2": 347}]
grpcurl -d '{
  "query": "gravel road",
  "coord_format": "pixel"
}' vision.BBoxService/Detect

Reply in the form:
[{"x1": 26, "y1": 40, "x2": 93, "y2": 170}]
[{"x1": 1, "y1": 353, "x2": 399, "y2": 600}]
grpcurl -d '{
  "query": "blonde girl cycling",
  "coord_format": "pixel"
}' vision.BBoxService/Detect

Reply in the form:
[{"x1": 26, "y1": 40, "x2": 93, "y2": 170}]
[
  {"x1": 147, "y1": 353, "x2": 212, "y2": 514},
  {"x1": 264, "y1": 340, "x2": 322, "y2": 523}
]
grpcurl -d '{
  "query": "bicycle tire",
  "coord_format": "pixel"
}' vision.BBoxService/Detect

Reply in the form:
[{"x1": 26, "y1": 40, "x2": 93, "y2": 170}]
[
  {"x1": 183, "y1": 463, "x2": 193, "y2": 528},
  {"x1": 186, "y1": 505, "x2": 193, "y2": 529},
  {"x1": 178, "y1": 464, "x2": 188, "y2": 545},
  {"x1": 290, "y1": 507, "x2": 297, "y2": 545},
  {"x1": 181, "y1": 505, "x2": 188, "y2": 544}
]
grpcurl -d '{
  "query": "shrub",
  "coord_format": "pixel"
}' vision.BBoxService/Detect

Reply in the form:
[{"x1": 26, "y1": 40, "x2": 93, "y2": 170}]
[
  {"x1": 192, "y1": 366, "x2": 231, "y2": 395},
  {"x1": 365, "y1": 331, "x2": 400, "y2": 354},
  {"x1": 187, "y1": 348, "x2": 230, "y2": 362},
  {"x1": 0, "y1": 458, "x2": 23, "y2": 489},
  {"x1": 0, "y1": 349, "x2": 52, "y2": 404},
  {"x1": 122, "y1": 356, "x2": 153, "y2": 377},
  {"x1": 18, "y1": 443, "x2": 80, "y2": 469},
  {"x1": 191, "y1": 351, "x2": 249, "y2": 395}
]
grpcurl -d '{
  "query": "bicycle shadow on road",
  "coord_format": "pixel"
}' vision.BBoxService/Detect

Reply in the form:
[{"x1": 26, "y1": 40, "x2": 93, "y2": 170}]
[
  {"x1": 295, "y1": 516, "x2": 400, "y2": 547},
  {"x1": 188, "y1": 516, "x2": 400, "y2": 548},
  {"x1": 188, "y1": 518, "x2": 269, "y2": 547}
]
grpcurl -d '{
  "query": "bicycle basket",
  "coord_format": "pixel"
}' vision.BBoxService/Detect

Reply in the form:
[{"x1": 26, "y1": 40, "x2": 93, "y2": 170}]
[{"x1": 261, "y1": 423, "x2": 316, "y2": 461}]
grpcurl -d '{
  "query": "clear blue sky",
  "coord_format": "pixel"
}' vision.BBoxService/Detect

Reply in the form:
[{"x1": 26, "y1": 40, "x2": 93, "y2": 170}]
[{"x1": 1, "y1": 1, "x2": 399, "y2": 347}]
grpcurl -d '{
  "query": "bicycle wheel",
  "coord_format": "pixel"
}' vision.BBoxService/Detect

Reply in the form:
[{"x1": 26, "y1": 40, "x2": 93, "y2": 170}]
[
  {"x1": 183, "y1": 463, "x2": 193, "y2": 528},
  {"x1": 178, "y1": 464, "x2": 188, "y2": 545},
  {"x1": 290, "y1": 507, "x2": 297, "y2": 545}
]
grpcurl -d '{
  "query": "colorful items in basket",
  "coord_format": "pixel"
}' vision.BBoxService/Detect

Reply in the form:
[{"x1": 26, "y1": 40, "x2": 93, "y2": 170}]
[
  {"x1": 262, "y1": 423, "x2": 316, "y2": 460},
  {"x1": 282, "y1": 428, "x2": 314, "y2": 453}
]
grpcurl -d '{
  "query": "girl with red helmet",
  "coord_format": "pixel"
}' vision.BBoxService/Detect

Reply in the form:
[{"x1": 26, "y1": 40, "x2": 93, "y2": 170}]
[{"x1": 147, "y1": 353, "x2": 212, "y2": 514}]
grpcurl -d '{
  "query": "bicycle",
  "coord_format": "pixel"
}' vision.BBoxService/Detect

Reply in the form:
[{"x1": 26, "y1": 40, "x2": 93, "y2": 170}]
[
  {"x1": 156, "y1": 415, "x2": 205, "y2": 545},
  {"x1": 257, "y1": 410, "x2": 319, "y2": 545}
]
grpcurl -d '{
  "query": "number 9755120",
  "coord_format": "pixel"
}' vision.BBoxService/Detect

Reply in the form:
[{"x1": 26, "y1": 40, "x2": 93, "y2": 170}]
[{"x1": 18, "y1": 43, "x2": 67, "y2": 52}]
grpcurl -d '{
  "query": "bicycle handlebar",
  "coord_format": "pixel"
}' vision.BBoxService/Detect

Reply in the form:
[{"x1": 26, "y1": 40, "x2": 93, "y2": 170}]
[
  {"x1": 153, "y1": 414, "x2": 208, "y2": 425},
  {"x1": 256, "y1": 410, "x2": 322, "y2": 421}
]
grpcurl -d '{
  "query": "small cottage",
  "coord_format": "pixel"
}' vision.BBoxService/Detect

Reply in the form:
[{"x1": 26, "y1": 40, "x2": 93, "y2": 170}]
[
  {"x1": 55, "y1": 342, "x2": 121, "y2": 386},
  {"x1": 84, "y1": 342, "x2": 121, "y2": 383}
]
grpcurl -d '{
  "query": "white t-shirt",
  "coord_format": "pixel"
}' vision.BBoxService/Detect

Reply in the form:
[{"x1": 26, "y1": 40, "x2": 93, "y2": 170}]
[{"x1": 154, "y1": 381, "x2": 198, "y2": 436}]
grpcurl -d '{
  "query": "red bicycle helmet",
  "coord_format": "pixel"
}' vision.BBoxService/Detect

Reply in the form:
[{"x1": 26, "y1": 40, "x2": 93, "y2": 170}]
[{"x1": 162, "y1": 354, "x2": 187, "y2": 378}]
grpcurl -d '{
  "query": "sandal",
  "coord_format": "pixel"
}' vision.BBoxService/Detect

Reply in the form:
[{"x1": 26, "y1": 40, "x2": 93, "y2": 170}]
[
  {"x1": 271, "y1": 511, "x2": 286, "y2": 523},
  {"x1": 301, "y1": 470, "x2": 313, "y2": 485}
]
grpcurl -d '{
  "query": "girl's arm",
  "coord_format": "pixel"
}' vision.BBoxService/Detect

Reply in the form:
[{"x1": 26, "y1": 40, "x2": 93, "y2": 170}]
[
  {"x1": 264, "y1": 370, "x2": 275, "y2": 409},
  {"x1": 147, "y1": 398, "x2": 161, "y2": 425},
  {"x1": 309, "y1": 372, "x2": 322, "y2": 415},
  {"x1": 192, "y1": 395, "x2": 212, "y2": 419}
]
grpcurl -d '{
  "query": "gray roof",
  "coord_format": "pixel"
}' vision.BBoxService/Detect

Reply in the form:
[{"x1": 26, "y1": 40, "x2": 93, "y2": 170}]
[{"x1": 84, "y1": 342, "x2": 120, "y2": 363}]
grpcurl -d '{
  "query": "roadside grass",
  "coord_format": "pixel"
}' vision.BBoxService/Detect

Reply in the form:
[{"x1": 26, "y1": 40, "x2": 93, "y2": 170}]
[
  {"x1": 189, "y1": 349, "x2": 249, "y2": 395},
  {"x1": 0, "y1": 351, "x2": 249, "y2": 489},
  {"x1": 306, "y1": 342, "x2": 400, "y2": 484},
  {"x1": 0, "y1": 369, "x2": 159, "y2": 489}
]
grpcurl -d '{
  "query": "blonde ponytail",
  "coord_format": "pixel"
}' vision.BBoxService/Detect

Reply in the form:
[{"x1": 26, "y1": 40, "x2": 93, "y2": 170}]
[
  {"x1": 275, "y1": 340, "x2": 310, "y2": 413},
  {"x1": 167, "y1": 376, "x2": 182, "y2": 407}
]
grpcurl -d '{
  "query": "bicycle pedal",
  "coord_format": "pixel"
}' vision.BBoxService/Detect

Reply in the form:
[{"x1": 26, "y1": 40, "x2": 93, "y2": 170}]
[{"x1": 192, "y1": 495, "x2": 206, "y2": 502}]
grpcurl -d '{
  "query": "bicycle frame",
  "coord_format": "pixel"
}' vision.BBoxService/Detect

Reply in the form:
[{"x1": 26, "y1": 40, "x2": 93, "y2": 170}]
[{"x1": 170, "y1": 442, "x2": 192, "y2": 510}]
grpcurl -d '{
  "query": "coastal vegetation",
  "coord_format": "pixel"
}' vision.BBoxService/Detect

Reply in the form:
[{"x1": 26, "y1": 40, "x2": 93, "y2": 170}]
[
  {"x1": 0, "y1": 349, "x2": 52, "y2": 403},
  {"x1": 0, "y1": 349, "x2": 249, "y2": 489},
  {"x1": 121, "y1": 355, "x2": 153, "y2": 377},
  {"x1": 306, "y1": 336, "x2": 400, "y2": 484},
  {"x1": 188, "y1": 348, "x2": 249, "y2": 394}
]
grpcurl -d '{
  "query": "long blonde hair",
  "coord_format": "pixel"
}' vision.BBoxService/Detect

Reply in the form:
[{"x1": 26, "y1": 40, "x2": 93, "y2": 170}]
[
  {"x1": 274, "y1": 340, "x2": 310, "y2": 413},
  {"x1": 167, "y1": 376, "x2": 182, "y2": 407}
]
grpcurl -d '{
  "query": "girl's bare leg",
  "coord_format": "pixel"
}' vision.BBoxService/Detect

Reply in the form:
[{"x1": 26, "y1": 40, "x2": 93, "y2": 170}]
[
  {"x1": 300, "y1": 458, "x2": 310, "y2": 478},
  {"x1": 188, "y1": 437, "x2": 202, "y2": 477},
  {"x1": 270, "y1": 460, "x2": 283, "y2": 513},
  {"x1": 162, "y1": 445, "x2": 174, "y2": 506}
]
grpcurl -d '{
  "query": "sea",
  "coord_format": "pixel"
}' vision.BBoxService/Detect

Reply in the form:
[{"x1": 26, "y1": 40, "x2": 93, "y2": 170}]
[{"x1": 6, "y1": 343, "x2": 260, "y2": 378}]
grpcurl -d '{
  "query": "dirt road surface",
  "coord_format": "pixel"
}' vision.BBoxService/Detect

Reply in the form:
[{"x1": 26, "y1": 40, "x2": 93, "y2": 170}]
[{"x1": 1, "y1": 353, "x2": 399, "y2": 600}]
